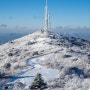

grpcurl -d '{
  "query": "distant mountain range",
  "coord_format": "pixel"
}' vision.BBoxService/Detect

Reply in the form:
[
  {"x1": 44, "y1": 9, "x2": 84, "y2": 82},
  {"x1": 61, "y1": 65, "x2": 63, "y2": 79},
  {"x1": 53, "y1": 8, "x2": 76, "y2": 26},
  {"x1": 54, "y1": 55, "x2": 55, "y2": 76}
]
[
  {"x1": 59, "y1": 32, "x2": 90, "y2": 41},
  {"x1": 0, "y1": 29, "x2": 90, "y2": 45},
  {"x1": 0, "y1": 33, "x2": 27, "y2": 45},
  {"x1": 53, "y1": 27, "x2": 90, "y2": 41}
]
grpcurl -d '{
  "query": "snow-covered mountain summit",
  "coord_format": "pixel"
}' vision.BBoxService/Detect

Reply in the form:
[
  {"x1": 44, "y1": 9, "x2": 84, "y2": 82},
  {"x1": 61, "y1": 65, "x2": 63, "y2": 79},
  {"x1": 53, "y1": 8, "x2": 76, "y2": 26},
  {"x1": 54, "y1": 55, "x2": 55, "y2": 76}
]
[{"x1": 0, "y1": 30, "x2": 90, "y2": 90}]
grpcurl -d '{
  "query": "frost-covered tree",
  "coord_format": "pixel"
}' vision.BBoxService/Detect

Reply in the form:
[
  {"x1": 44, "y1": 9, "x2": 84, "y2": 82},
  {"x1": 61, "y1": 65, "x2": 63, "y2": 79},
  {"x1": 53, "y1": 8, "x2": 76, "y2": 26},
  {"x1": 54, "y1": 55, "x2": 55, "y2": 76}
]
[{"x1": 30, "y1": 73, "x2": 47, "y2": 90}]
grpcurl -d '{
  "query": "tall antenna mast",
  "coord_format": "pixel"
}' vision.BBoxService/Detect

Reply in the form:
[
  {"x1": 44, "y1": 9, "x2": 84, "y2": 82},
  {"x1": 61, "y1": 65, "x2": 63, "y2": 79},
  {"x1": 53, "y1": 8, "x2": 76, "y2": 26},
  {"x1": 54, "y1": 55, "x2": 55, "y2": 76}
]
[
  {"x1": 44, "y1": 0, "x2": 50, "y2": 32},
  {"x1": 46, "y1": 0, "x2": 48, "y2": 7}
]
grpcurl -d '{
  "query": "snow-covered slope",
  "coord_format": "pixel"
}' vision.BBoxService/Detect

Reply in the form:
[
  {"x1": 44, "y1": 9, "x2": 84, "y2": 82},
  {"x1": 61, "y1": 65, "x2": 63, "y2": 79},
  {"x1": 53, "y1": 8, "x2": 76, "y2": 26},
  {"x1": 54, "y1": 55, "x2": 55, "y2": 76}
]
[{"x1": 0, "y1": 30, "x2": 90, "y2": 90}]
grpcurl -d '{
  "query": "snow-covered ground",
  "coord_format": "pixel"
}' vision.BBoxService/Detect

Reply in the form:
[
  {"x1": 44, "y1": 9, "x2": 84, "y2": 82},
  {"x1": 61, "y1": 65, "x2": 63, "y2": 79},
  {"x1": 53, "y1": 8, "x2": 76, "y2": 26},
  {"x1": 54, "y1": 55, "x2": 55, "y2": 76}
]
[
  {"x1": 17, "y1": 58, "x2": 59, "y2": 87},
  {"x1": 0, "y1": 30, "x2": 90, "y2": 90}
]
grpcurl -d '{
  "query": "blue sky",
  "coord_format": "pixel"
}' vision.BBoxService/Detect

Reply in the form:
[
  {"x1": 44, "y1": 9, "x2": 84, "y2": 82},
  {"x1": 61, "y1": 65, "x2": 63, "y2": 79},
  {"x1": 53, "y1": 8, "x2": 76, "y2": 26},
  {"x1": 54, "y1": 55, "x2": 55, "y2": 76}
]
[{"x1": 0, "y1": 0, "x2": 90, "y2": 33}]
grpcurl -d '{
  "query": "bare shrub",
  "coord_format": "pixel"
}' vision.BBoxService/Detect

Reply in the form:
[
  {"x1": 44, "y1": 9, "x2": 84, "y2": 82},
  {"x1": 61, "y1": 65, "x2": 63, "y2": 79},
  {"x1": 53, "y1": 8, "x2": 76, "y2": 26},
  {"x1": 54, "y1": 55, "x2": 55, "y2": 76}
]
[
  {"x1": 58, "y1": 67, "x2": 84, "y2": 79},
  {"x1": 62, "y1": 54, "x2": 72, "y2": 58},
  {"x1": 32, "y1": 51, "x2": 39, "y2": 56},
  {"x1": 13, "y1": 81, "x2": 25, "y2": 90},
  {"x1": 8, "y1": 53, "x2": 13, "y2": 56},
  {"x1": 4, "y1": 63, "x2": 11, "y2": 69}
]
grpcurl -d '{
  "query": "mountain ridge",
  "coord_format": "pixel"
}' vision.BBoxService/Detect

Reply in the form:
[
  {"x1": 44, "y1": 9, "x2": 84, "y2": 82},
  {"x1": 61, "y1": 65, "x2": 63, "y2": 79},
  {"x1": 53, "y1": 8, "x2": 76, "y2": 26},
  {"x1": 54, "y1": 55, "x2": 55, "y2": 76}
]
[{"x1": 0, "y1": 30, "x2": 90, "y2": 90}]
